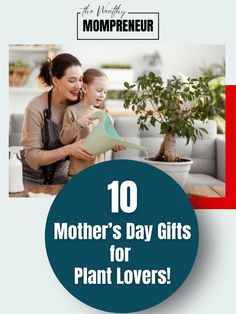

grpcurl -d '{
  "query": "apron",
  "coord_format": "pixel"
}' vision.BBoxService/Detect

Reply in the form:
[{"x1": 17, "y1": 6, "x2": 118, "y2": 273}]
[{"x1": 22, "y1": 90, "x2": 69, "y2": 185}]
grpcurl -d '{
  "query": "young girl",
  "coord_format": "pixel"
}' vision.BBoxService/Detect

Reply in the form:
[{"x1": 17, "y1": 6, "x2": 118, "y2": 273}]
[{"x1": 60, "y1": 68, "x2": 124, "y2": 176}]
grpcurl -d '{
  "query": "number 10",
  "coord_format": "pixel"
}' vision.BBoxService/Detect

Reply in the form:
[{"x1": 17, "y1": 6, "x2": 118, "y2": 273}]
[{"x1": 107, "y1": 180, "x2": 137, "y2": 213}]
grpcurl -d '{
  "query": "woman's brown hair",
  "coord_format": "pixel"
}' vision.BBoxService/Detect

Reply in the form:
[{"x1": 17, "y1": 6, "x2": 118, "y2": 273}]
[{"x1": 38, "y1": 53, "x2": 82, "y2": 86}]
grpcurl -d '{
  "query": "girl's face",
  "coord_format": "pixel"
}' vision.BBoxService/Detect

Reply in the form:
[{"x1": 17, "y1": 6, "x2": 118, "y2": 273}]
[
  {"x1": 53, "y1": 65, "x2": 84, "y2": 101},
  {"x1": 83, "y1": 76, "x2": 109, "y2": 107}
]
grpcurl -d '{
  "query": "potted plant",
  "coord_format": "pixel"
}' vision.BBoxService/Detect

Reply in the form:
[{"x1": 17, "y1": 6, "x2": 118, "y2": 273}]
[
  {"x1": 123, "y1": 72, "x2": 219, "y2": 186},
  {"x1": 142, "y1": 50, "x2": 162, "y2": 76},
  {"x1": 9, "y1": 60, "x2": 31, "y2": 86},
  {"x1": 199, "y1": 61, "x2": 225, "y2": 133}
]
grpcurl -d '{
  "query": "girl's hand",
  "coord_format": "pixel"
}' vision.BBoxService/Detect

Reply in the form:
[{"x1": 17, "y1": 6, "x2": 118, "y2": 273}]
[
  {"x1": 68, "y1": 141, "x2": 95, "y2": 160},
  {"x1": 112, "y1": 145, "x2": 126, "y2": 152},
  {"x1": 77, "y1": 115, "x2": 93, "y2": 128}
]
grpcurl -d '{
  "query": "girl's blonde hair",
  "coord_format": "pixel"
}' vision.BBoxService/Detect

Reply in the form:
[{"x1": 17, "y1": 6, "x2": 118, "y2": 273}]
[{"x1": 83, "y1": 68, "x2": 107, "y2": 84}]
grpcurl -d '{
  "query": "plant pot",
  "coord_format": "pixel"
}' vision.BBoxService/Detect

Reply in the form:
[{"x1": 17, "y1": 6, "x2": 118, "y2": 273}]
[{"x1": 141, "y1": 157, "x2": 193, "y2": 187}]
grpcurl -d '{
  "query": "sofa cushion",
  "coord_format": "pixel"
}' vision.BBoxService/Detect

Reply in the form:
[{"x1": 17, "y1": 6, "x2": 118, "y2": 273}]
[{"x1": 114, "y1": 116, "x2": 140, "y2": 136}]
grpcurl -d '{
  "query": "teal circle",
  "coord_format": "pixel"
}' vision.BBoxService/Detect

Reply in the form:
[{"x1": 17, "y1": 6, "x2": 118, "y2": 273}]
[{"x1": 45, "y1": 160, "x2": 198, "y2": 313}]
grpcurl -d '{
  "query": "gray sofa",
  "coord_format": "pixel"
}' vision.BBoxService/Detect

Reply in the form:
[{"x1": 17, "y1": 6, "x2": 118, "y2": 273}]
[
  {"x1": 112, "y1": 116, "x2": 225, "y2": 185},
  {"x1": 9, "y1": 113, "x2": 225, "y2": 185}
]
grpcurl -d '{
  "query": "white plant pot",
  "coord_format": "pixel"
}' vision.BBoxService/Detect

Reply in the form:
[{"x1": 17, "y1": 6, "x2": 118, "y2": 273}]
[{"x1": 141, "y1": 157, "x2": 193, "y2": 187}]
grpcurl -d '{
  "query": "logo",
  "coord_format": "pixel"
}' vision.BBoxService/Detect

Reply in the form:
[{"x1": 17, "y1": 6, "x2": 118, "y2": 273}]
[{"x1": 76, "y1": 2, "x2": 160, "y2": 40}]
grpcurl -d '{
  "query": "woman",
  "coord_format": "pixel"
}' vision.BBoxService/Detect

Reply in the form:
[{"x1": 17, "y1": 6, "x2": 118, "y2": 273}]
[{"x1": 21, "y1": 53, "x2": 95, "y2": 185}]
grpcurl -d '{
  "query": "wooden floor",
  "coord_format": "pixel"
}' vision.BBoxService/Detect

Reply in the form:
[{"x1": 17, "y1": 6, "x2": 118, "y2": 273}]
[
  {"x1": 184, "y1": 184, "x2": 225, "y2": 198},
  {"x1": 9, "y1": 184, "x2": 63, "y2": 198},
  {"x1": 9, "y1": 184, "x2": 225, "y2": 198}
]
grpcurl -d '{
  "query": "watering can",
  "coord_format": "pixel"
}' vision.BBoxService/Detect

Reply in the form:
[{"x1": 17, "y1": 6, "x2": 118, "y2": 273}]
[{"x1": 83, "y1": 111, "x2": 147, "y2": 156}]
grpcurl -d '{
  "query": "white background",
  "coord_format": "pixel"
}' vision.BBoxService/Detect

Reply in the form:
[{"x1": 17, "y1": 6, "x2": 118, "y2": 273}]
[{"x1": 1, "y1": 0, "x2": 236, "y2": 313}]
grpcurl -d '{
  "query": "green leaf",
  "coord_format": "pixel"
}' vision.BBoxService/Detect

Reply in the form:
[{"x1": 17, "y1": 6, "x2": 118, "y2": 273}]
[
  {"x1": 124, "y1": 82, "x2": 129, "y2": 89},
  {"x1": 150, "y1": 116, "x2": 157, "y2": 126},
  {"x1": 198, "y1": 127, "x2": 208, "y2": 134}
]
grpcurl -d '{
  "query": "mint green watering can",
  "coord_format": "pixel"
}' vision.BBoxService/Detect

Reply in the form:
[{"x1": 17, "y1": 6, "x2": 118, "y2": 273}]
[{"x1": 83, "y1": 111, "x2": 146, "y2": 156}]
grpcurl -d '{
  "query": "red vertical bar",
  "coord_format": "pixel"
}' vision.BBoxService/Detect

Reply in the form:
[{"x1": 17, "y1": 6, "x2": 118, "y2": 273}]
[{"x1": 191, "y1": 85, "x2": 236, "y2": 209}]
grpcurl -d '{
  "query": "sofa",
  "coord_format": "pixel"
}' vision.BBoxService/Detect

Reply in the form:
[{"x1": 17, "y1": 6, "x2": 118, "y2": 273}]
[
  {"x1": 9, "y1": 113, "x2": 225, "y2": 185},
  {"x1": 112, "y1": 116, "x2": 225, "y2": 185}
]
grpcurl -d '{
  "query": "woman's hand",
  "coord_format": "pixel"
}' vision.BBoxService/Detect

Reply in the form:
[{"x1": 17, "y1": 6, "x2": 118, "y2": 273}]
[
  {"x1": 112, "y1": 145, "x2": 126, "y2": 152},
  {"x1": 68, "y1": 140, "x2": 95, "y2": 160},
  {"x1": 77, "y1": 115, "x2": 93, "y2": 128}
]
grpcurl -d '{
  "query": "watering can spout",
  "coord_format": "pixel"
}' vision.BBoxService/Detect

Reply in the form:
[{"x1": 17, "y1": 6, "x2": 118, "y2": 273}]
[{"x1": 83, "y1": 111, "x2": 147, "y2": 156}]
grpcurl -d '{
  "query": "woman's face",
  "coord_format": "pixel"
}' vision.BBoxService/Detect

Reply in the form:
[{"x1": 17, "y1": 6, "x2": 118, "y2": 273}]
[
  {"x1": 53, "y1": 65, "x2": 84, "y2": 101},
  {"x1": 83, "y1": 76, "x2": 109, "y2": 107}
]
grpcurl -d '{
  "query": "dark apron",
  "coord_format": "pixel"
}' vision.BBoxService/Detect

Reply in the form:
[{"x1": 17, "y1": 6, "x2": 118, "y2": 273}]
[{"x1": 22, "y1": 90, "x2": 69, "y2": 185}]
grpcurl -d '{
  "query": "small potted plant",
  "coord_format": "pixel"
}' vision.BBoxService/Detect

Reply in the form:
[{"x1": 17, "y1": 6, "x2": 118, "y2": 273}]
[
  {"x1": 123, "y1": 72, "x2": 219, "y2": 186},
  {"x1": 9, "y1": 60, "x2": 31, "y2": 86},
  {"x1": 200, "y1": 61, "x2": 225, "y2": 133}
]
